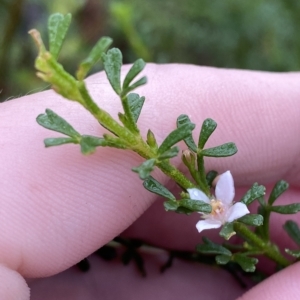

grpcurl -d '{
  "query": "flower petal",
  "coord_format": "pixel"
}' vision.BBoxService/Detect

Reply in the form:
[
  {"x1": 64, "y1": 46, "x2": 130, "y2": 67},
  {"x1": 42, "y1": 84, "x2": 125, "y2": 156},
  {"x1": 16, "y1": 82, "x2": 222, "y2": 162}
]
[
  {"x1": 196, "y1": 219, "x2": 222, "y2": 233},
  {"x1": 215, "y1": 171, "x2": 235, "y2": 205},
  {"x1": 227, "y1": 202, "x2": 250, "y2": 223},
  {"x1": 187, "y1": 188, "x2": 210, "y2": 203}
]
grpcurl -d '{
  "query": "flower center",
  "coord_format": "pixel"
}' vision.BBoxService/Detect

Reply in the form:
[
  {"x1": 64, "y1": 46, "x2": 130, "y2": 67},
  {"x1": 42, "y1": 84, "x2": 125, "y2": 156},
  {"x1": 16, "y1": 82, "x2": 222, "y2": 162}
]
[{"x1": 210, "y1": 199, "x2": 224, "y2": 216}]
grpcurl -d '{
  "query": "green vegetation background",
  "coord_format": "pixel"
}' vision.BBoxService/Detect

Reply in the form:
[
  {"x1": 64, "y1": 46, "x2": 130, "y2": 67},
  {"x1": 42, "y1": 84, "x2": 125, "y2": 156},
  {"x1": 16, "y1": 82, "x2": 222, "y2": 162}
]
[{"x1": 0, "y1": 0, "x2": 299, "y2": 101}]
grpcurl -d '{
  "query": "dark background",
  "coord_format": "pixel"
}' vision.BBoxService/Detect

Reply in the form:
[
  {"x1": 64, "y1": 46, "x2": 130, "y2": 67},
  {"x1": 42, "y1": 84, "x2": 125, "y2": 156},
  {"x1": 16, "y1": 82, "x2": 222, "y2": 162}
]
[{"x1": 1, "y1": 0, "x2": 300, "y2": 101}]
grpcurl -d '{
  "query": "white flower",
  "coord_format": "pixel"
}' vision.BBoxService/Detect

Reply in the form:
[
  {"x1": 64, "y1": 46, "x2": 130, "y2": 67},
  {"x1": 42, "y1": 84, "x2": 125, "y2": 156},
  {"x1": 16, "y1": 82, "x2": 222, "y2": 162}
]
[{"x1": 188, "y1": 171, "x2": 249, "y2": 233}]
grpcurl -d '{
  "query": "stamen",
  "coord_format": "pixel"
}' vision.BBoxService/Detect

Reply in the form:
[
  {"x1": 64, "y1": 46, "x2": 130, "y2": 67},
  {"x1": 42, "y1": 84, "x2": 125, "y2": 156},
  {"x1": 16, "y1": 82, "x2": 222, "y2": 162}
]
[{"x1": 210, "y1": 199, "x2": 224, "y2": 216}]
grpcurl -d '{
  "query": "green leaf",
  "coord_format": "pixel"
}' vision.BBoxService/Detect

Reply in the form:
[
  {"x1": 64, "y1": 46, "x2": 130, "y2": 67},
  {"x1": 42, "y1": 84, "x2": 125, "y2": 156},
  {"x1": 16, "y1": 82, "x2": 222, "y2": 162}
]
[
  {"x1": 37, "y1": 109, "x2": 80, "y2": 138},
  {"x1": 201, "y1": 142, "x2": 237, "y2": 157},
  {"x1": 122, "y1": 77, "x2": 147, "y2": 95},
  {"x1": 77, "y1": 37, "x2": 113, "y2": 80},
  {"x1": 268, "y1": 180, "x2": 289, "y2": 205},
  {"x1": 283, "y1": 220, "x2": 300, "y2": 246},
  {"x1": 215, "y1": 255, "x2": 231, "y2": 265},
  {"x1": 102, "y1": 48, "x2": 122, "y2": 95},
  {"x1": 233, "y1": 254, "x2": 258, "y2": 272},
  {"x1": 132, "y1": 159, "x2": 156, "y2": 180},
  {"x1": 179, "y1": 199, "x2": 212, "y2": 213},
  {"x1": 44, "y1": 137, "x2": 76, "y2": 147},
  {"x1": 146, "y1": 130, "x2": 158, "y2": 150},
  {"x1": 241, "y1": 183, "x2": 266, "y2": 205},
  {"x1": 80, "y1": 135, "x2": 108, "y2": 155},
  {"x1": 143, "y1": 176, "x2": 176, "y2": 200},
  {"x1": 164, "y1": 200, "x2": 179, "y2": 211},
  {"x1": 238, "y1": 214, "x2": 264, "y2": 226},
  {"x1": 174, "y1": 206, "x2": 194, "y2": 215},
  {"x1": 206, "y1": 170, "x2": 218, "y2": 187},
  {"x1": 158, "y1": 122, "x2": 195, "y2": 155},
  {"x1": 48, "y1": 13, "x2": 72, "y2": 59},
  {"x1": 103, "y1": 134, "x2": 128, "y2": 149},
  {"x1": 196, "y1": 237, "x2": 232, "y2": 256},
  {"x1": 220, "y1": 223, "x2": 236, "y2": 240},
  {"x1": 176, "y1": 115, "x2": 197, "y2": 152},
  {"x1": 158, "y1": 146, "x2": 179, "y2": 160},
  {"x1": 198, "y1": 118, "x2": 217, "y2": 149},
  {"x1": 271, "y1": 204, "x2": 300, "y2": 214},
  {"x1": 126, "y1": 93, "x2": 145, "y2": 123},
  {"x1": 285, "y1": 249, "x2": 300, "y2": 258},
  {"x1": 122, "y1": 58, "x2": 146, "y2": 89}
]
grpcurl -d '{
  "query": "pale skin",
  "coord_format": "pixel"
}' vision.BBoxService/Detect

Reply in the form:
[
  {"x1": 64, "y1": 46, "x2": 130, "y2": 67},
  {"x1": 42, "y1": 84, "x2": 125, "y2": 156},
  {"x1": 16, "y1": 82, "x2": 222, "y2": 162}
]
[{"x1": 0, "y1": 64, "x2": 300, "y2": 299}]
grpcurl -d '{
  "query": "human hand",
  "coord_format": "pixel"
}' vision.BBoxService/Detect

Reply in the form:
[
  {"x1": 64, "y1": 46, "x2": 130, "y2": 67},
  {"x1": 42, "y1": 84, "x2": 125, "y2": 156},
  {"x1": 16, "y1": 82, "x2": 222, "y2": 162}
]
[{"x1": 0, "y1": 64, "x2": 300, "y2": 299}]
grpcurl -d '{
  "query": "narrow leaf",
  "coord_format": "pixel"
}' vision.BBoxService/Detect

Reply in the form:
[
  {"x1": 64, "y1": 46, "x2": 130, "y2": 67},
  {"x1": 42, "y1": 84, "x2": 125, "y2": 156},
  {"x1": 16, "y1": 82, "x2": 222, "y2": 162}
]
[
  {"x1": 143, "y1": 176, "x2": 176, "y2": 200},
  {"x1": 77, "y1": 37, "x2": 113, "y2": 80},
  {"x1": 126, "y1": 93, "x2": 145, "y2": 123},
  {"x1": 268, "y1": 180, "x2": 289, "y2": 205},
  {"x1": 179, "y1": 199, "x2": 211, "y2": 213},
  {"x1": 44, "y1": 137, "x2": 76, "y2": 147},
  {"x1": 174, "y1": 207, "x2": 194, "y2": 215},
  {"x1": 123, "y1": 58, "x2": 146, "y2": 89},
  {"x1": 283, "y1": 220, "x2": 300, "y2": 246},
  {"x1": 158, "y1": 146, "x2": 179, "y2": 160},
  {"x1": 132, "y1": 159, "x2": 156, "y2": 180},
  {"x1": 176, "y1": 115, "x2": 197, "y2": 152},
  {"x1": 37, "y1": 109, "x2": 80, "y2": 138},
  {"x1": 198, "y1": 118, "x2": 217, "y2": 149},
  {"x1": 197, "y1": 237, "x2": 232, "y2": 256},
  {"x1": 215, "y1": 255, "x2": 231, "y2": 265},
  {"x1": 102, "y1": 48, "x2": 122, "y2": 95},
  {"x1": 220, "y1": 223, "x2": 236, "y2": 240},
  {"x1": 48, "y1": 13, "x2": 72, "y2": 59},
  {"x1": 122, "y1": 77, "x2": 147, "y2": 95},
  {"x1": 271, "y1": 204, "x2": 300, "y2": 214},
  {"x1": 241, "y1": 183, "x2": 266, "y2": 205},
  {"x1": 201, "y1": 142, "x2": 237, "y2": 157},
  {"x1": 238, "y1": 214, "x2": 264, "y2": 226},
  {"x1": 206, "y1": 170, "x2": 218, "y2": 187},
  {"x1": 118, "y1": 112, "x2": 138, "y2": 133},
  {"x1": 80, "y1": 135, "x2": 108, "y2": 155},
  {"x1": 233, "y1": 254, "x2": 258, "y2": 272},
  {"x1": 158, "y1": 122, "x2": 195, "y2": 155},
  {"x1": 285, "y1": 249, "x2": 300, "y2": 258},
  {"x1": 164, "y1": 201, "x2": 179, "y2": 211},
  {"x1": 103, "y1": 134, "x2": 128, "y2": 149}
]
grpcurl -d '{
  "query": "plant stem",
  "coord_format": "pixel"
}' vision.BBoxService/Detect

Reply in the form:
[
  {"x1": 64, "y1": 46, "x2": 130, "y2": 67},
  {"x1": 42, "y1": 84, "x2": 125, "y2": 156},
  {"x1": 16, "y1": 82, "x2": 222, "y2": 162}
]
[
  {"x1": 197, "y1": 155, "x2": 210, "y2": 194},
  {"x1": 79, "y1": 84, "x2": 195, "y2": 189},
  {"x1": 131, "y1": 138, "x2": 195, "y2": 189},
  {"x1": 156, "y1": 160, "x2": 194, "y2": 189},
  {"x1": 234, "y1": 222, "x2": 290, "y2": 268},
  {"x1": 262, "y1": 207, "x2": 271, "y2": 241}
]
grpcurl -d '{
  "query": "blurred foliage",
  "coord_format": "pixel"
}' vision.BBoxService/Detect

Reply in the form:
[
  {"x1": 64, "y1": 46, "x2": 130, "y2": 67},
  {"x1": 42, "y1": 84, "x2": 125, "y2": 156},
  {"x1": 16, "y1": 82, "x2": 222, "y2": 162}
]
[{"x1": 0, "y1": 0, "x2": 300, "y2": 101}]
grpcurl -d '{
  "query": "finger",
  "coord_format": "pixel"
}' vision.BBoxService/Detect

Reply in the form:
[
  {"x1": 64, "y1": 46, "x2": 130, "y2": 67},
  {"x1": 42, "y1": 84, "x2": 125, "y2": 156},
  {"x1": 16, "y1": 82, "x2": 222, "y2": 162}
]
[
  {"x1": 238, "y1": 262, "x2": 300, "y2": 300},
  {"x1": 28, "y1": 253, "x2": 244, "y2": 300},
  {"x1": 0, "y1": 264, "x2": 30, "y2": 300},
  {"x1": 0, "y1": 64, "x2": 299, "y2": 280},
  {"x1": 109, "y1": 64, "x2": 300, "y2": 186}
]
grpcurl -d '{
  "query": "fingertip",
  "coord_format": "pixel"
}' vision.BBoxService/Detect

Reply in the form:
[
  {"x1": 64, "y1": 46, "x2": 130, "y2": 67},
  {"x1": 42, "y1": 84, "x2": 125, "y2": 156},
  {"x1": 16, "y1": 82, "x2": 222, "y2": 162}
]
[
  {"x1": 0, "y1": 264, "x2": 30, "y2": 300},
  {"x1": 238, "y1": 263, "x2": 300, "y2": 300}
]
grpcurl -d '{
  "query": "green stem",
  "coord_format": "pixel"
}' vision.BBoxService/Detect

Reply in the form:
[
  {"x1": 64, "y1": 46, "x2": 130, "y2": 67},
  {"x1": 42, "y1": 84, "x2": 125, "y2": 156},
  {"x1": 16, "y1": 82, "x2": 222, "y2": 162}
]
[
  {"x1": 262, "y1": 207, "x2": 271, "y2": 241},
  {"x1": 197, "y1": 154, "x2": 210, "y2": 194},
  {"x1": 157, "y1": 160, "x2": 194, "y2": 189},
  {"x1": 131, "y1": 138, "x2": 195, "y2": 189},
  {"x1": 78, "y1": 82, "x2": 137, "y2": 144},
  {"x1": 234, "y1": 222, "x2": 290, "y2": 268},
  {"x1": 78, "y1": 83, "x2": 195, "y2": 189}
]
